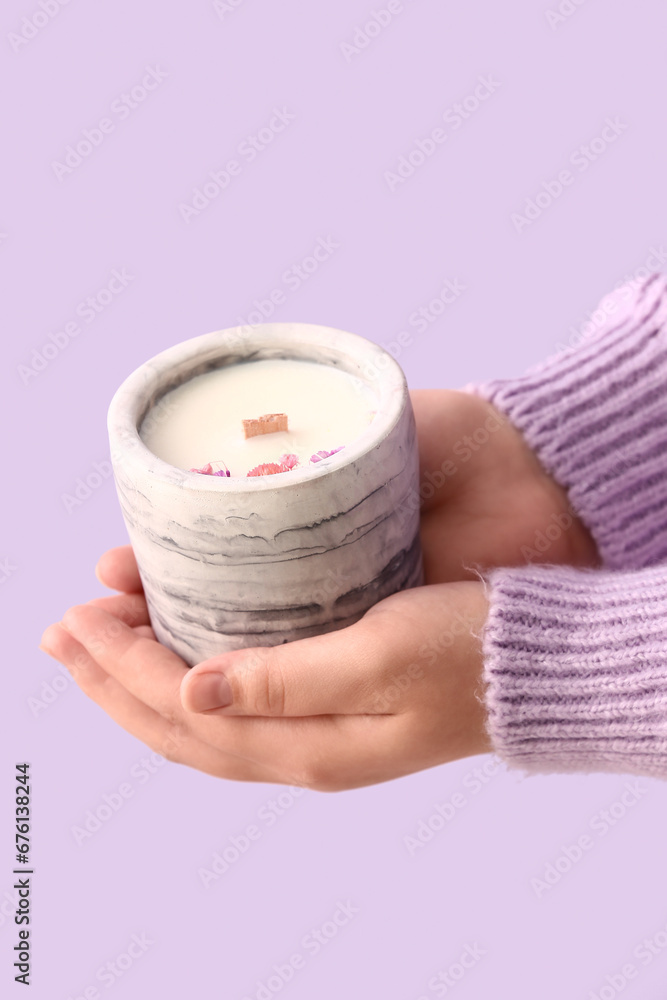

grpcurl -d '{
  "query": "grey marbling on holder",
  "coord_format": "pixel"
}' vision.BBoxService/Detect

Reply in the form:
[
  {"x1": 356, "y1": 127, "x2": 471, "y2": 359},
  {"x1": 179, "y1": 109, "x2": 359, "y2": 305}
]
[{"x1": 107, "y1": 322, "x2": 424, "y2": 667}]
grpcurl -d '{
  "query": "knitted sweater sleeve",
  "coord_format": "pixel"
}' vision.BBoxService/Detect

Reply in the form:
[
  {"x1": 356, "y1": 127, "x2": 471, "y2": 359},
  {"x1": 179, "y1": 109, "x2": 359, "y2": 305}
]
[{"x1": 469, "y1": 273, "x2": 667, "y2": 778}]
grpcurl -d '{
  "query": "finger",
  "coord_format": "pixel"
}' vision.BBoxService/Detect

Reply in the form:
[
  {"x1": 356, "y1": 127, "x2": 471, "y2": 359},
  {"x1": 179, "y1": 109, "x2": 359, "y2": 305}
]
[
  {"x1": 180, "y1": 616, "x2": 391, "y2": 718},
  {"x1": 95, "y1": 546, "x2": 143, "y2": 593},
  {"x1": 87, "y1": 592, "x2": 150, "y2": 628},
  {"x1": 38, "y1": 624, "x2": 284, "y2": 784},
  {"x1": 58, "y1": 604, "x2": 188, "y2": 722},
  {"x1": 56, "y1": 602, "x2": 403, "y2": 786},
  {"x1": 186, "y1": 712, "x2": 402, "y2": 791},
  {"x1": 133, "y1": 625, "x2": 156, "y2": 640},
  {"x1": 184, "y1": 582, "x2": 489, "y2": 787}
]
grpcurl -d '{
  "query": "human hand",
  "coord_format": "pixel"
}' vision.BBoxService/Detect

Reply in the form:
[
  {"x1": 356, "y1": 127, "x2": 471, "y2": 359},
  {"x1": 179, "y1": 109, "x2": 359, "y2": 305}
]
[
  {"x1": 39, "y1": 559, "x2": 491, "y2": 791},
  {"x1": 410, "y1": 388, "x2": 599, "y2": 583},
  {"x1": 39, "y1": 387, "x2": 595, "y2": 789}
]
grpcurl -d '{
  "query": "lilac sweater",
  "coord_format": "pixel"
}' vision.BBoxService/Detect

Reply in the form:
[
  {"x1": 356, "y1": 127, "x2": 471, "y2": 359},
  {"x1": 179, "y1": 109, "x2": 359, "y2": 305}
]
[{"x1": 472, "y1": 272, "x2": 667, "y2": 780}]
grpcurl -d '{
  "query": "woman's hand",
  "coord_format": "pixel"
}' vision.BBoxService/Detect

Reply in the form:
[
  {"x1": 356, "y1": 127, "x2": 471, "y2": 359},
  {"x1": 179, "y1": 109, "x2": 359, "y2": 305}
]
[
  {"x1": 40, "y1": 560, "x2": 490, "y2": 791},
  {"x1": 410, "y1": 389, "x2": 599, "y2": 582},
  {"x1": 39, "y1": 389, "x2": 598, "y2": 789}
]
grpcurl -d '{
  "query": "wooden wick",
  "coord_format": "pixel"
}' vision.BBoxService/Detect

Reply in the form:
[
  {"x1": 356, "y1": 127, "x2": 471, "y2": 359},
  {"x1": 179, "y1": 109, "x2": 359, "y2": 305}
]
[{"x1": 242, "y1": 413, "x2": 288, "y2": 438}]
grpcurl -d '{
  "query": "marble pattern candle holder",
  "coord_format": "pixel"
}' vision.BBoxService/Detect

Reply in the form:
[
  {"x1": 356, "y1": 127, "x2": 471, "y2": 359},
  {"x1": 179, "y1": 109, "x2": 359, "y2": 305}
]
[{"x1": 107, "y1": 322, "x2": 424, "y2": 667}]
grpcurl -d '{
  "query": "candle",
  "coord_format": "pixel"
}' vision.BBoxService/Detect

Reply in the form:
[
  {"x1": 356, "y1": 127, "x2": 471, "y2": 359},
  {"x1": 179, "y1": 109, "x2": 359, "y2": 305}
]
[
  {"x1": 108, "y1": 322, "x2": 423, "y2": 665},
  {"x1": 139, "y1": 358, "x2": 377, "y2": 478}
]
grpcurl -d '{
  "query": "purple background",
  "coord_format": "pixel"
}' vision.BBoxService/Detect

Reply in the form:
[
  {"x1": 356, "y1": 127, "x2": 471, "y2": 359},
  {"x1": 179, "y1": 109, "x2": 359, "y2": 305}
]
[{"x1": 4, "y1": 1, "x2": 667, "y2": 997}]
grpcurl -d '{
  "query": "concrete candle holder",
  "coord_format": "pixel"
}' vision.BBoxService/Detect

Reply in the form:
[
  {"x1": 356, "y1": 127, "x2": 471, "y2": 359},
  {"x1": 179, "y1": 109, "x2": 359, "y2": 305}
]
[{"x1": 107, "y1": 322, "x2": 424, "y2": 667}]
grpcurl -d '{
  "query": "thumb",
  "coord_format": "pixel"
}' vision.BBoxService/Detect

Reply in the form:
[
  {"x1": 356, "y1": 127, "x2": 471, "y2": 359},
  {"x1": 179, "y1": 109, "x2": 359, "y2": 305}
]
[{"x1": 180, "y1": 620, "x2": 385, "y2": 718}]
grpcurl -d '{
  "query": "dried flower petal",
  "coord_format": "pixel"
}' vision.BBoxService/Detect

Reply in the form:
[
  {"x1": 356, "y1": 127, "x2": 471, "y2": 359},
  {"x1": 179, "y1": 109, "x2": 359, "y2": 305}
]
[
  {"x1": 189, "y1": 461, "x2": 231, "y2": 477},
  {"x1": 310, "y1": 446, "x2": 344, "y2": 464},
  {"x1": 247, "y1": 462, "x2": 291, "y2": 477},
  {"x1": 279, "y1": 453, "x2": 299, "y2": 469}
]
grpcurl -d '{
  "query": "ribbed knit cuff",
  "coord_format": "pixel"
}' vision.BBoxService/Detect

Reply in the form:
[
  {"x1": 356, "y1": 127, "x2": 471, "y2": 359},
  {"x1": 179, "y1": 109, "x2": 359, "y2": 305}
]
[
  {"x1": 482, "y1": 563, "x2": 667, "y2": 779},
  {"x1": 471, "y1": 272, "x2": 667, "y2": 570}
]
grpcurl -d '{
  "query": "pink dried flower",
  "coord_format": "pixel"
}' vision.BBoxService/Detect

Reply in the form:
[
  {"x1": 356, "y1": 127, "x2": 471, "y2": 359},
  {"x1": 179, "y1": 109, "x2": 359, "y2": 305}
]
[
  {"x1": 247, "y1": 462, "x2": 291, "y2": 477},
  {"x1": 189, "y1": 461, "x2": 230, "y2": 477},
  {"x1": 310, "y1": 446, "x2": 344, "y2": 464},
  {"x1": 279, "y1": 453, "x2": 299, "y2": 469}
]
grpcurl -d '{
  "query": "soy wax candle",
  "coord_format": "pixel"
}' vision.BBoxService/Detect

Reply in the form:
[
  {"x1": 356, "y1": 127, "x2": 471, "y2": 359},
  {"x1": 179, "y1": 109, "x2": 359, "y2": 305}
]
[
  {"x1": 140, "y1": 357, "x2": 378, "y2": 479},
  {"x1": 107, "y1": 322, "x2": 423, "y2": 667}
]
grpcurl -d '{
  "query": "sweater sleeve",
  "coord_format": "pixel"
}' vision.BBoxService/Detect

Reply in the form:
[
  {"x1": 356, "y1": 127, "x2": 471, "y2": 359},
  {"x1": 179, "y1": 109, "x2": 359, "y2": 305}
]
[
  {"x1": 468, "y1": 272, "x2": 667, "y2": 778},
  {"x1": 470, "y1": 271, "x2": 667, "y2": 570},
  {"x1": 481, "y1": 562, "x2": 667, "y2": 779}
]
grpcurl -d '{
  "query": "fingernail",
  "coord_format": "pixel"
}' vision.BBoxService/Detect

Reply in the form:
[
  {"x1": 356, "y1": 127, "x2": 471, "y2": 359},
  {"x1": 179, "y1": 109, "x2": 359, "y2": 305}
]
[
  {"x1": 39, "y1": 624, "x2": 59, "y2": 655},
  {"x1": 188, "y1": 673, "x2": 233, "y2": 712},
  {"x1": 60, "y1": 608, "x2": 80, "y2": 634}
]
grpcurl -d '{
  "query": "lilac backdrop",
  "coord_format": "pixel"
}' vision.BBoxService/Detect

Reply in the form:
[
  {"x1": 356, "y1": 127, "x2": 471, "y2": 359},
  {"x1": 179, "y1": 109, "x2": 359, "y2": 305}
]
[{"x1": 4, "y1": 1, "x2": 667, "y2": 997}]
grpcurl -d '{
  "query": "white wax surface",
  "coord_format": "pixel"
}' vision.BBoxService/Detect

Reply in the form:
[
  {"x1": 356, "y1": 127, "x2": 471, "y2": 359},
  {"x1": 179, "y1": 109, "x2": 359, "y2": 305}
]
[{"x1": 140, "y1": 358, "x2": 378, "y2": 477}]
